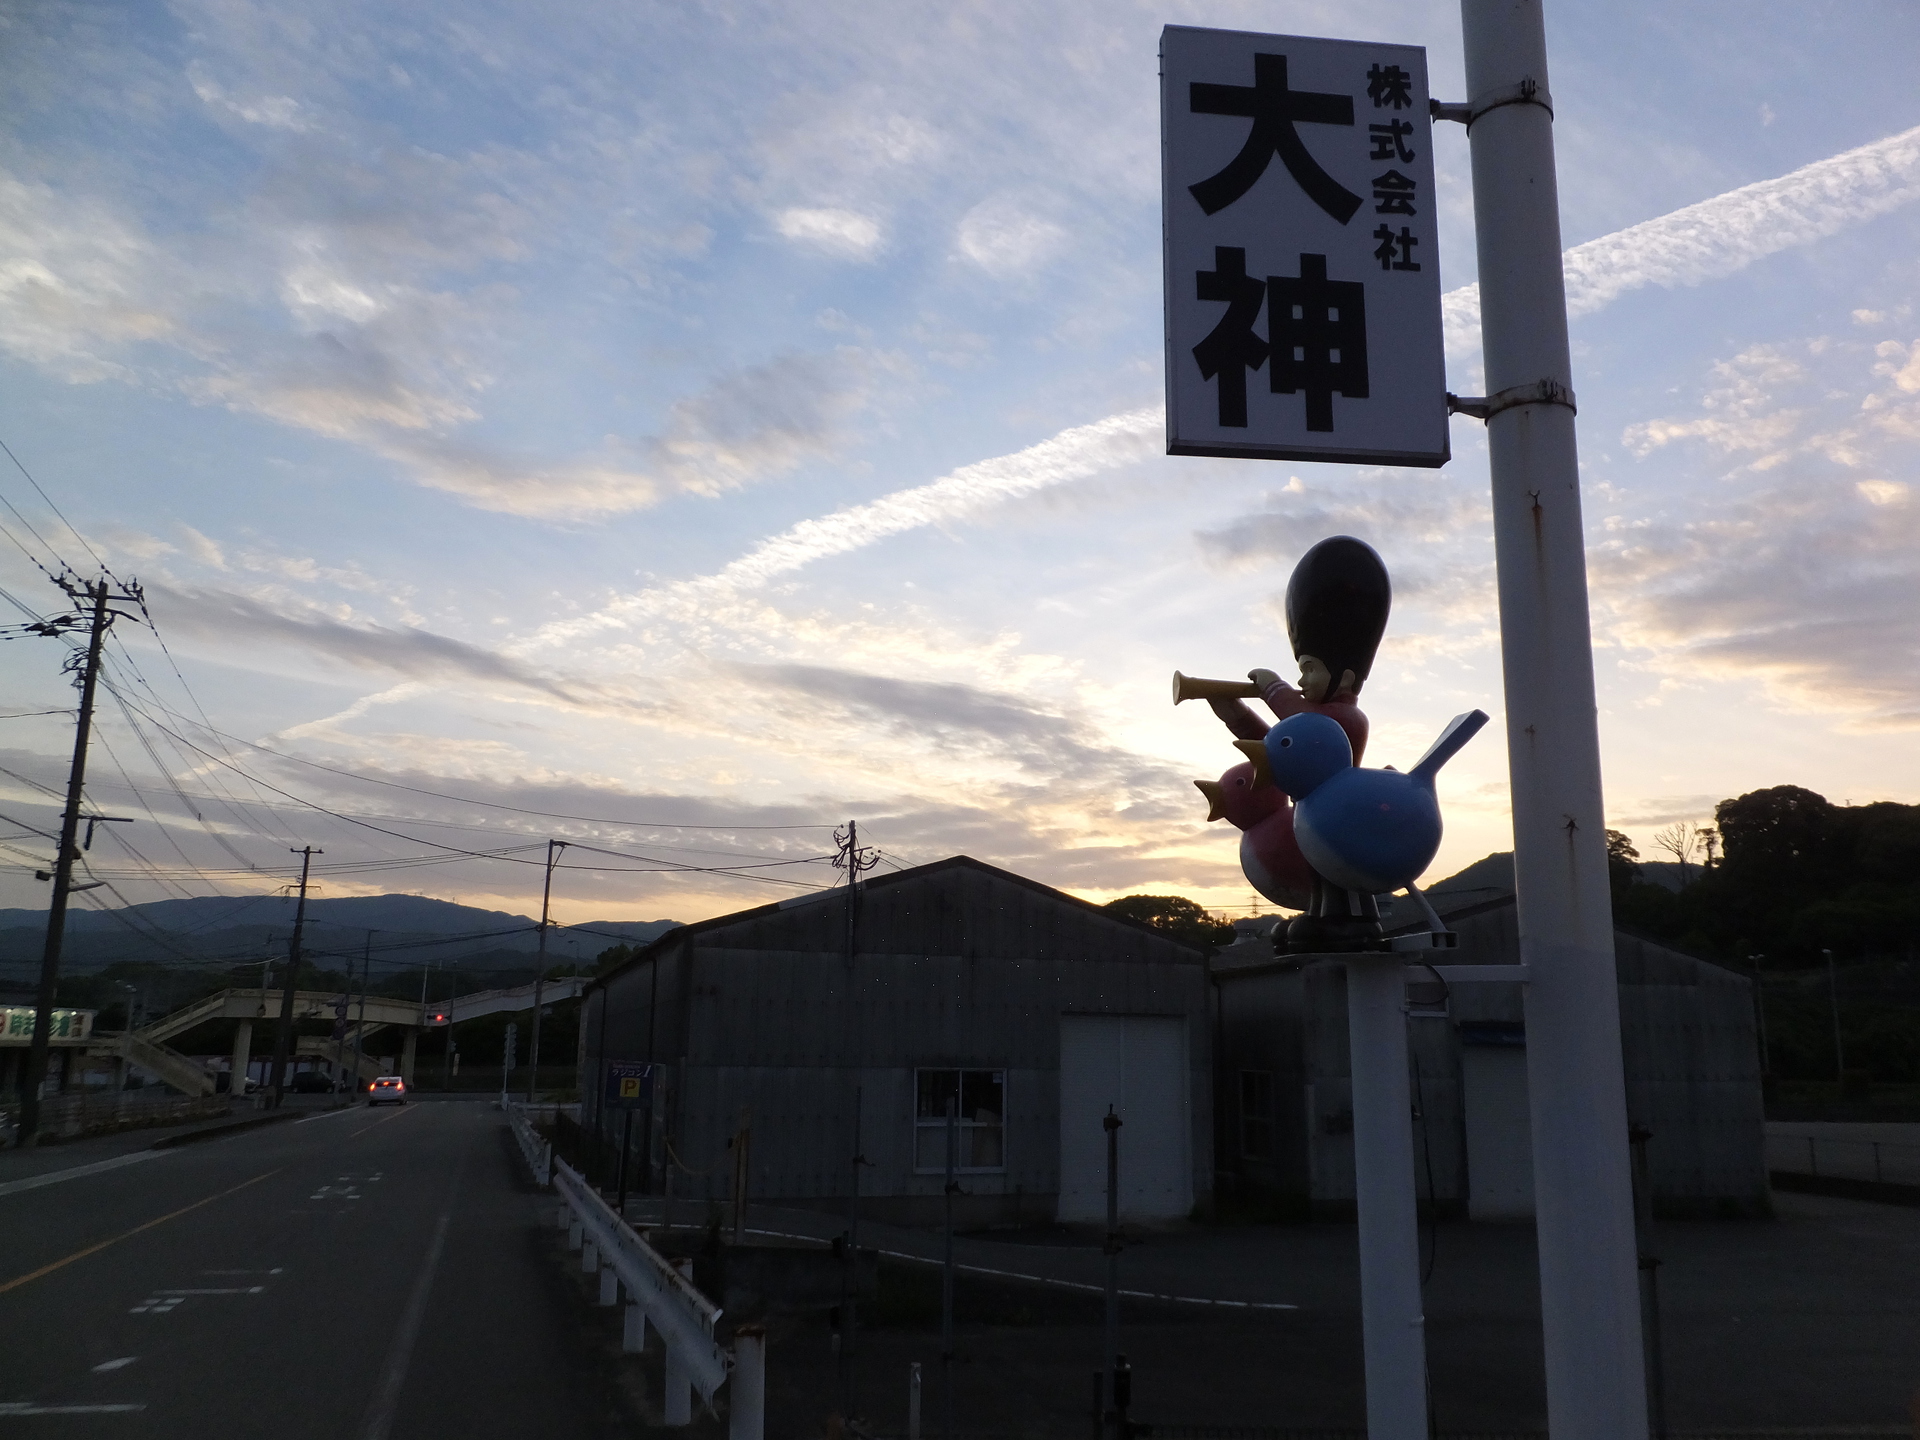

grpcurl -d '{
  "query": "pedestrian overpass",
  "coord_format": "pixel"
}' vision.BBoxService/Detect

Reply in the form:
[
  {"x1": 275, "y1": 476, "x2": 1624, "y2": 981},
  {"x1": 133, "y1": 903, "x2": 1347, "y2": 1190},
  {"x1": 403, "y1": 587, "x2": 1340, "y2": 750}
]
[{"x1": 83, "y1": 975, "x2": 589, "y2": 1097}]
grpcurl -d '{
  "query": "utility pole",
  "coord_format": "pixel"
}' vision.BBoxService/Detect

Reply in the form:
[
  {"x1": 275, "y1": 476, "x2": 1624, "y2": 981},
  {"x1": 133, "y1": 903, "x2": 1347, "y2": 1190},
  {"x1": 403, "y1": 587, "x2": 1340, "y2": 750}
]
[
  {"x1": 833, "y1": 821, "x2": 879, "y2": 954},
  {"x1": 840, "y1": 1084, "x2": 866, "y2": 1422},
  {"x1": 16, "y1": 574, "x2": 141, "y2": 1146},
  {"x1": 1101, "y1": 1107, "x2": 1122, "y2": 1440},
  {"x1": 527, "y1": 839, "x2": 565, "y2": 1102},
  {"x1": 353, "y1": 931, "x2": 372, "y2": 1095},
  {"x1": 1460, "y1": 0, "x2": 1647, "y2": 1430},
  {"x1": 942, "y1": 1096, "x2": 957, "y2": 1440},
  {"x1": 268, "y1": 846, "x2": 320, "y2": 1107}
]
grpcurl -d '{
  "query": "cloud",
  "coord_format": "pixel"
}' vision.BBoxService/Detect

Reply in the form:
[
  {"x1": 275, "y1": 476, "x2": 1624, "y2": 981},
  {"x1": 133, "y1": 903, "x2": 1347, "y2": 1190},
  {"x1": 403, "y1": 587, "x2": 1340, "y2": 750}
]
[
  {"x1": 147, "y1": 582, "x2": 589, "y2": 702},
  {"x1": 0, "y1": 173, "x2": 176, "y2": 382},
  {"x1": 1597, "y1": 334, "x2": 1920, "y2": 727},
  {"x1": 1444, "y1": 123, "x2": 1920, "y2": 355},
  {"x1": 582, "y1": 125, "x2": 1920, "y2": 605},
  {"x1": 187, "y1": 61, "x2": 314, "y2": 132},
  {"x1": 395, "y1": 349, "x2": 870, "y2": 517},
  {"x1": 1194, "y1": 472, "x2": 1485, "y2": 571},
  {"x1": 954, "y1": 194, "x2": 1067, "y2": 275},
  {"x1": 775, "y1": 208, "x2": 885, "y2": 260}
]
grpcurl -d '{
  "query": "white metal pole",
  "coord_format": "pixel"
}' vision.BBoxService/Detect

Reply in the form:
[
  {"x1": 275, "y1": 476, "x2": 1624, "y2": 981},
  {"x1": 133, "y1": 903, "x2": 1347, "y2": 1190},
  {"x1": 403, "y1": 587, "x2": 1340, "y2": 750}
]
[
  {"x1": 1459, "y1": 2, "x2": 1649, "y2": 1434},
  {"x1": 729, "y1": 1327, "x2": 766, "y2": 1440},
  {"x1": 1344, "y1": 954, "x2": 1427, "y2": 1439}
]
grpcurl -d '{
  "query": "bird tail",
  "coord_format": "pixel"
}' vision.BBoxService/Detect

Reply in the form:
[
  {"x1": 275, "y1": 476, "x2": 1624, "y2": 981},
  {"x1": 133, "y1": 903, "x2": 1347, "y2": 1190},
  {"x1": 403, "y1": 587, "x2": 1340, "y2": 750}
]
[{"x1": 1409, "y1": 709, "x2": 1490, "y2": 783}]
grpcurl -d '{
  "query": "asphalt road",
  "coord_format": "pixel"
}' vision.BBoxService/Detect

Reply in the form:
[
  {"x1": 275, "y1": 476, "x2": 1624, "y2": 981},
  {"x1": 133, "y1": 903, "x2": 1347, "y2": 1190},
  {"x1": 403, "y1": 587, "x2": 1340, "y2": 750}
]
[{"x1": 0, "y1": 1100, "x2": 627, "y2": 1437}]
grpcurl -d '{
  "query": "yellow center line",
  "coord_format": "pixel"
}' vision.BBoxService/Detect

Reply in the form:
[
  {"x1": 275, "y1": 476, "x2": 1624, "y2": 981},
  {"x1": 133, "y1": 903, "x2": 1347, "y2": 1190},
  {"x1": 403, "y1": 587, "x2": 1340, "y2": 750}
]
[
  {"x1": 347, "y1": 1104, "x2": 419, "y2": 1140},
  {"x1": 0, "y1": 1167, "x2": 285, "y2": 1296}
]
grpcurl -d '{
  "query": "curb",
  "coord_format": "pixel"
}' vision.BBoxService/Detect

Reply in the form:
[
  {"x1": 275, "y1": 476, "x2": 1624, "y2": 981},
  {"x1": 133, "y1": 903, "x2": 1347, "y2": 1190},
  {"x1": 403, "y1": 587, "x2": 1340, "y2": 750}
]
[
  {"x1": 1770, "y1": 1169, "x2": 1920, "y2": 1208},
  {"x1": 149, "y1": 1110, "x2": 303, "y2": 1150}
]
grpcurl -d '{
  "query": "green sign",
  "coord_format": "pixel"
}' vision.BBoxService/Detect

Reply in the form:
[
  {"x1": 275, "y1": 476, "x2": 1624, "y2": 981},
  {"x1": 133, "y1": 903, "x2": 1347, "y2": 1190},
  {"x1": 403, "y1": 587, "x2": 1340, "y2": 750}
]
[{"x1": 0, "y1": 1007, "x2": 96, "y2": 1045}]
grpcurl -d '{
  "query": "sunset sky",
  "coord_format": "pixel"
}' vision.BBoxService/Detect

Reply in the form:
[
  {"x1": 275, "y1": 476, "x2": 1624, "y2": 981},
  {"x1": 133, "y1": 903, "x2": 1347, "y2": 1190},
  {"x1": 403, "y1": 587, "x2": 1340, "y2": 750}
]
[{"x1": 3, "y1": 0, "x2": 1918, "y2": 927}]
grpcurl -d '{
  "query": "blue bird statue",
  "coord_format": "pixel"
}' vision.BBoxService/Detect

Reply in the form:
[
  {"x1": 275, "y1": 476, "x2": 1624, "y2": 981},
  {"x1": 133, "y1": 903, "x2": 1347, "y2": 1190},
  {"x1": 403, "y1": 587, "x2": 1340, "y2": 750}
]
[{"x1": 1235, "y1": 708, "x2": 1490, "y2": 895}]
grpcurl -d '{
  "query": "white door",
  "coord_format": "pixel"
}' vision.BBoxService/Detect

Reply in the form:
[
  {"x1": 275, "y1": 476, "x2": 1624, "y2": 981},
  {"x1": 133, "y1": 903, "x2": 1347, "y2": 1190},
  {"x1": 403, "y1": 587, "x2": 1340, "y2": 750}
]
[
  {"x1": 1462, "y1": 1045, "x2": 1535, "y2": 1219},
  {"x1": 1057, "y1": 1015, "x2": 1191, "y2": 1222}
]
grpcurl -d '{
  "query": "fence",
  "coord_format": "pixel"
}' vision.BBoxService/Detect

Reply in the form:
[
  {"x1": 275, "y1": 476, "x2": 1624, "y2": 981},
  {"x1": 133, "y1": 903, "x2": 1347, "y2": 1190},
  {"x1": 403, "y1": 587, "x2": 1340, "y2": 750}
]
[
  {"x1": 0, "y1": 1088, "x2": 230, "y2": 1145},
  {"x1": 508, "y1": 1102, "x2": 761, "y2": 1437},
  {"x1": 1765, "y1": 1129, "x2": 1920, "y2": 1186}
]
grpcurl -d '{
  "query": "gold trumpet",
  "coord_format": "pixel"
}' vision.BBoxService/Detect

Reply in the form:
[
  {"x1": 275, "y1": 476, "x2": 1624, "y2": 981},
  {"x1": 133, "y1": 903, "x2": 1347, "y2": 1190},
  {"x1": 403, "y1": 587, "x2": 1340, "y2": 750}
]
[{"x1": 1171, "y1": 670, "x2": 1262, "y2": 705}]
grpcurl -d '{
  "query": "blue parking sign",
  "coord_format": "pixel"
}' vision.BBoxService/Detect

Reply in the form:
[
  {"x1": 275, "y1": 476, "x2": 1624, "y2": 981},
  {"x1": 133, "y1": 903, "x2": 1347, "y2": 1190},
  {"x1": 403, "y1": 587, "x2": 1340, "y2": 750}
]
[{"x1": 604, "y1": 1061, "x2": 653, "y2": 1109}]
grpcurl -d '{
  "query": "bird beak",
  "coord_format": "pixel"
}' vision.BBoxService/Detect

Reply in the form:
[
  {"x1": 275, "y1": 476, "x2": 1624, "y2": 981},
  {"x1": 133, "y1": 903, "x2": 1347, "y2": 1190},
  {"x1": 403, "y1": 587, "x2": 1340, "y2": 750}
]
[
  {"x1": 1233, "y1": 738, "x2": 1272, "y2": 787},
  {"x1": 1193, "y1": 779, "x2": 1225, "y2": 822}
]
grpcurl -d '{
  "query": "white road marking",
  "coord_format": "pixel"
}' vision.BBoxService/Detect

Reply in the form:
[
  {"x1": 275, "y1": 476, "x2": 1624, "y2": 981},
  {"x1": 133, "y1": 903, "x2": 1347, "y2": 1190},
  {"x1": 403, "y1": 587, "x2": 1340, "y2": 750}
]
[
  {"x1": 356, "y1": 1160, "x2": 465, "y2": 1440},
  {"x1": 735, "y1": 1225, "x2": 1302, "y2": 1311},
  {"x1": 128, "y1": 1298, "x2": 179, "y2": 1315},
  {"x1": 0, "y1": 1403, "x2": 145, "y2": 1415},
  {"x1": 201, "y1": 1268, "x2": 283, "y2": 1275},
  {"x1": 0, "y1": 1152, "x2": 163, "y2": 1199},
  {"x1": 295, "y1": 1107, "x2": 362, "y2": 1124},
  {"x1": 154, "y1": 1287, "x2": 265, "y2": 1295},
  {"x1": 90, "y1": 1359, "x2": 138, "y2": 1373}
]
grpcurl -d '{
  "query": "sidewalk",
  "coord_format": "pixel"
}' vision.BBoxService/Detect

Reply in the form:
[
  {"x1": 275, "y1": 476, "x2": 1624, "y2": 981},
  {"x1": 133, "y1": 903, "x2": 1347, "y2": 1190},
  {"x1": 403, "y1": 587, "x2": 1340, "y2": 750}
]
[{"x1": 0, "y1": 1094, "x2": 340, "y2": 1182}]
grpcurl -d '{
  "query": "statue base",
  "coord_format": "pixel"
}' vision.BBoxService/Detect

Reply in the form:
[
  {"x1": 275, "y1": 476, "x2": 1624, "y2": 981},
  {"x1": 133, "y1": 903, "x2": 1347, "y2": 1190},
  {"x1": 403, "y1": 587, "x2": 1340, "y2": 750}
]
[{"x1": 1286, "y1": 878, "x2": 1387, "y2": 954}]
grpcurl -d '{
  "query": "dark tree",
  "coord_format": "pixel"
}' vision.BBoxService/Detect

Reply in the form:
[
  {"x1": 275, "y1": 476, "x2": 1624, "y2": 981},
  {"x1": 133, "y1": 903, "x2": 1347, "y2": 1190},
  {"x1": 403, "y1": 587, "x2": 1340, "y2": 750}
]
[
  {"x1": 1716, "y1": 785, "x2": 1837, "y2": 889},
  {"x1": 1102, "y1": 895, "x2": 1236, "y2": 951},
  {"x1": 1605, "y1": 829, "x2": 1640, "y2": 906}
]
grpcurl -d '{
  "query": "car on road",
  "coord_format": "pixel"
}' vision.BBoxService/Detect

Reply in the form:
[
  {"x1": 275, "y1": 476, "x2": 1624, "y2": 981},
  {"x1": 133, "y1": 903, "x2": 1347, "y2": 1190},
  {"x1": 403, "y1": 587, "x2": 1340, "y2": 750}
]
[
  {"x1": 289, "y1": 1071, "x2": 338, "y2": 1094},
  {"x1": 367, "y1": 1075, "x2": 407, "y2": 1106}
]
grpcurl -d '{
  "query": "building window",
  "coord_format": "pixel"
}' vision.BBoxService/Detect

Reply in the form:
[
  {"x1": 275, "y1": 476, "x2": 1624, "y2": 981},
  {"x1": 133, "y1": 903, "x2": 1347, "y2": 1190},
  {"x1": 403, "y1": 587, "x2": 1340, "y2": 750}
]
[
  {"x1": 1241, "y1": 1070, "x2": 1274, "y2": 1161},
  {"x1": 915, "y1": 1068, "x2": 1005, "y2": 1172}
]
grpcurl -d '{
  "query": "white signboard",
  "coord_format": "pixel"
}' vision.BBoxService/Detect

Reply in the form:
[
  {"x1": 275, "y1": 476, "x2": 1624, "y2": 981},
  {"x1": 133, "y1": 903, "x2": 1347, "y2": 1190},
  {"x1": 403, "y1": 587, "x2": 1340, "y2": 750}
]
[{"x1": 1162, "y1": 26, "x2": 1448, "y2": 467}]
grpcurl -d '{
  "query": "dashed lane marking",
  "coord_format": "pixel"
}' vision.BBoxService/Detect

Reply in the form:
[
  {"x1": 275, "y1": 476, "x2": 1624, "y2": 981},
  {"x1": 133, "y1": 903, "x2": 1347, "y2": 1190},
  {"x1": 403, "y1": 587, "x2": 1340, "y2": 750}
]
[
  {"x1": 296, "y1": 1106, "x2": 363, "y2": 1124},
  {"x1": 347, "y1": 1107, "x2": 416, "y2": 1140},
  {"x1": 0, "y1": 1168, "x2": 284, "y2": 1296},
  {"x1": 89, "y1": 1360, "x2": 137, "y2": 1374},
  {"x1": 155, "y1": 1287, "x2": 266, "y2": 1295}
]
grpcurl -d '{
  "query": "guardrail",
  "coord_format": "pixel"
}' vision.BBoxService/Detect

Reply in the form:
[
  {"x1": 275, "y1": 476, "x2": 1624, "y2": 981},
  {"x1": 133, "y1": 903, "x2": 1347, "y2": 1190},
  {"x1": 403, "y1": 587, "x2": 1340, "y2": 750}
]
[
  {"x1": 1766, "y1": 1130, "x2": 1920, "y2": 1186},
  {"x1": 507, "y1": 1101, "x2": 553, "y2": 1186},
  {"x1": 509, "y1": 1105, "x2": 761, "y2": 1437}
]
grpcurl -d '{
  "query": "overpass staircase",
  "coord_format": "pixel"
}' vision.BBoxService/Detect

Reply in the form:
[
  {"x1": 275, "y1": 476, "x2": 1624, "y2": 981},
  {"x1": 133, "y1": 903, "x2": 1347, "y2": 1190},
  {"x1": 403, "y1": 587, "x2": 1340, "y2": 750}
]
[
  {"x1": 118, "y1": 976, "x2": 591, "y2": 1096},
  {"x1": 84, "y1": 1031, "x2": 218, "y2": 1098}
]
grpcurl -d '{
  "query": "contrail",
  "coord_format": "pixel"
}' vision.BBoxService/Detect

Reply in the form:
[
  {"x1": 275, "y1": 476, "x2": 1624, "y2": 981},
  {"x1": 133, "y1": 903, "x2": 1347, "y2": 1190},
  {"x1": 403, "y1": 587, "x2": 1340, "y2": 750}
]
[
  {"x1": 709, "y1": 406, "x2": 1163, "y2": 591},
  {"x1": 1445, "y1": 121, "x2": 1920, "y2": 351},
  {"x1": 631, "y1": 124, "x2": 1920, "y2": 604}
]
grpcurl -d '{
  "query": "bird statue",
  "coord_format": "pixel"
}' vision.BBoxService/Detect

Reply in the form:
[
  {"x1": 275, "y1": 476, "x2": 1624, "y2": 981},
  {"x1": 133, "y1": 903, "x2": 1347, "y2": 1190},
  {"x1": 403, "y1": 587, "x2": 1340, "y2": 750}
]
[
  {"x1": 1195, "y1": 760, "x2": 1316, "y2": 911},
  {"x1": 1235, "y1": 708, "x2": 1489, "y2": 895}
]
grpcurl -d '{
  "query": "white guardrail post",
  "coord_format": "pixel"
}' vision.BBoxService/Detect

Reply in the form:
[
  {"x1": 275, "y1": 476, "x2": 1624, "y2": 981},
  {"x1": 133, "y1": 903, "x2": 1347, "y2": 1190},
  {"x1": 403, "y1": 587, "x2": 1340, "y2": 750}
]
[
  {"x1": 729, "y1": 1327, "x2": 765, "y2": 1440},
  {"x1": 549, "y1": 1157, "x2": 743, "y2": 1435}
]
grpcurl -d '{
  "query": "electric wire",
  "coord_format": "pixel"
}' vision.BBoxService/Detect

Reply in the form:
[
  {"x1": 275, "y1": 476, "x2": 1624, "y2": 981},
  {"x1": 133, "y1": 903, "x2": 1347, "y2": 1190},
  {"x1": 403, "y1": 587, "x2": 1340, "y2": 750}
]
[
  {"x1": 98, "y1": 689, "x2": 835, "y2": 832},
  {"x1": 0, "y1": 435, "x2": 107, "y2": 571}
]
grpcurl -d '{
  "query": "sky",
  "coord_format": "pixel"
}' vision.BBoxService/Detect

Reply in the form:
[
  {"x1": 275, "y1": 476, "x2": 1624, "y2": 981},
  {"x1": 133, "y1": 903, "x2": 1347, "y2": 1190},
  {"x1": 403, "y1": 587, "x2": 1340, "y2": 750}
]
[{"x1": 2, "y1": 0, "x2": 1919, "y2": 928}]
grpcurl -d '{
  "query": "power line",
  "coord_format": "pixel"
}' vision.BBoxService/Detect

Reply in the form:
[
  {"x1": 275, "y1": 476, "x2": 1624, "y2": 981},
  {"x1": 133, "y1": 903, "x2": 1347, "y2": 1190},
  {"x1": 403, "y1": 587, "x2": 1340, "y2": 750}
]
[
  {"x1": 0, "y1": 434, "x2": 108, "y2": 571},
  {"x1": 102, "y1": 692, "x2": 837, "y2": 831}
]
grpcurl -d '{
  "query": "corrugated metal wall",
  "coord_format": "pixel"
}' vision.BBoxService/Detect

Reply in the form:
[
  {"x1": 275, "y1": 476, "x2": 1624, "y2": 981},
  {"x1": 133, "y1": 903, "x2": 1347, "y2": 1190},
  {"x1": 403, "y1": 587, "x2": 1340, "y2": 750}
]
[
  {"x1": 1215, "y1": 905, "x2": 1769, "y2": 1218},
  {"x1": 583, "y1": 860, "x2": 1213, "y2": 1223}
]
